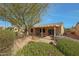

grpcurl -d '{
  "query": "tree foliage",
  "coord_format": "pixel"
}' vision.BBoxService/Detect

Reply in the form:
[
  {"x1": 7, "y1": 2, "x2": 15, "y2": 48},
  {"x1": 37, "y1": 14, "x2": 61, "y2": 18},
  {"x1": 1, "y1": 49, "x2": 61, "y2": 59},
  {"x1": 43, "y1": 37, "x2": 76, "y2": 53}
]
[{"x1": 0, "y1": 3, "x2": 48, "y2": 35}]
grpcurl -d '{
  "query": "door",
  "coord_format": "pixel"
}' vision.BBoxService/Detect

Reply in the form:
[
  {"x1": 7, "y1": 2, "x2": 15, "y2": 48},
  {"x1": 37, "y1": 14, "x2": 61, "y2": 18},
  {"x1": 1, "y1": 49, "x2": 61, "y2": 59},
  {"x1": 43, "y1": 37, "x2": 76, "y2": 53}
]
[{"x1": 48, "y1": 29, "x2": 54, "y2": 35}]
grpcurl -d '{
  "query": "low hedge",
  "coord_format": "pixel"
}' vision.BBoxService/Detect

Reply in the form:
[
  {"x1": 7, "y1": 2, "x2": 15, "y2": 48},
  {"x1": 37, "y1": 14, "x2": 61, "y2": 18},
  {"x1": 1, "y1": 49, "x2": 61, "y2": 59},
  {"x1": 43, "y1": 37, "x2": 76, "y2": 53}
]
[
  {"x1": 0, "y1": 29, "x2": 16, "y2": 55},
  {"x1": 56, "y1": 39, "x2": 79, "y2": 56},
  {"x1": 16, "y1": 42, "x2": 64, "y2": 56}
]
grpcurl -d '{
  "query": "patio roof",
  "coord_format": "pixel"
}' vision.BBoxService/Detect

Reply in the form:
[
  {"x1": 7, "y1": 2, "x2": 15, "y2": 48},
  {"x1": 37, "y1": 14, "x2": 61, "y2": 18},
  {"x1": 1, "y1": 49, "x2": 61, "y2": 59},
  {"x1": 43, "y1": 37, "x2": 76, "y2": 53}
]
[{"x1": 33, "y1": 22, "x2": 63, "y2": 28}]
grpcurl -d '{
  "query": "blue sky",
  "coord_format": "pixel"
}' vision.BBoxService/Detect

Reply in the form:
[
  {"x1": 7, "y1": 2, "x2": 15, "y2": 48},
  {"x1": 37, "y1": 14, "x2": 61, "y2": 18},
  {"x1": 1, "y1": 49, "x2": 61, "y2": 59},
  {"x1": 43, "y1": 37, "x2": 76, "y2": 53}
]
[
  {"x1": 40, "y1": 3, "x2": 79, "y2": 28},
  {"x1": 1, "y1": 3, "x2": 79, "y2": 28},
  {"x1": 0, "y1": 21, "x2": 11, "y2": 27}
]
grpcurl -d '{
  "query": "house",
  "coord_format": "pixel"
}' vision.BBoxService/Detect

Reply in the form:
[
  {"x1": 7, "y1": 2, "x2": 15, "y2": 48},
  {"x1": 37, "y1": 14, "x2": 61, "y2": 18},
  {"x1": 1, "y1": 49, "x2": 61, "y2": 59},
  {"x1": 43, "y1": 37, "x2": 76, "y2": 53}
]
[
  {"x1": 30, "y1": 22, "x2": 64, "y2": 37},
  {"x1": 72, "y1": 22, "x2": 79, "y2": 36},
  {"x1": 12, "y1": 22, "x2": 64, "y2": 37},
  {"x1": 0, "y1": 26, "x2": 5, "y2": 30},
  {"x1": 75, "y1": 22, "x2": 79, "y2": 32}
]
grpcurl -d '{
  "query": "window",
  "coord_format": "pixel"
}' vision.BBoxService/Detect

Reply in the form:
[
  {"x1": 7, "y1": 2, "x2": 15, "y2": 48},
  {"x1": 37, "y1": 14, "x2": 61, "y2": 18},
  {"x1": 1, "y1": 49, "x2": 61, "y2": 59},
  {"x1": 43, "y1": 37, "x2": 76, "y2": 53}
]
[
  {"x1": 39, "y1": 28, "x2": 45, "y2": 33},
  {"x1": 43, "y1": 28, "x2": 45, "y2": 33},
  {"x1": 31, "y1": 29, "x2": 33, "y2": 32},
  {"x1": 40, "y1": 29, "x2": 41, "y2": 33}
]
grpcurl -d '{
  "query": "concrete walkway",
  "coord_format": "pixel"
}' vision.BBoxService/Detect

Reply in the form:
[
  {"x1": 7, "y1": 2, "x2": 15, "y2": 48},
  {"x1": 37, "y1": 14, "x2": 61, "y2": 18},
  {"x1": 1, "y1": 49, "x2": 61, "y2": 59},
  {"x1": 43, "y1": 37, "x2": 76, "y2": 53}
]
[
  {"x1": 13, "y1": 35, "x2": 79, "y2": 55},
  {"x1": 12, "y1": 36, "x2": 32, "y2": 55},
  {"x1": 31, "y1": 36, "x2": 56, "y2": 45},
  {"x1": 12, "y1": 36, "x2": 56, "y2": 55},
  {"x1": 56, "y1": 36, "x2": 79, "y2": 42}
]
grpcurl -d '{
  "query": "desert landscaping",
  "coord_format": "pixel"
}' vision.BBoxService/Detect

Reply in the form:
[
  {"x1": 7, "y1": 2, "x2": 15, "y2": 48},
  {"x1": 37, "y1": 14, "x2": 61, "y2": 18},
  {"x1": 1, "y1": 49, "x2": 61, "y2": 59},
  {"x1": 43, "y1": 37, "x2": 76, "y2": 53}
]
[{"x1": 0, "y1": 3, "x2": 79, "y2": 56}]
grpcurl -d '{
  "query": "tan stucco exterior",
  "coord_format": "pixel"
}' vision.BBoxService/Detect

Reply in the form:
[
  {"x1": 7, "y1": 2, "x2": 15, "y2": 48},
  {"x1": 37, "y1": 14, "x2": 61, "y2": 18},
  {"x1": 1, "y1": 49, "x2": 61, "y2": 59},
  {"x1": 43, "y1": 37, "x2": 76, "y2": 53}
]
[{"x1": 30, "y1": 23, "x2": 64, "y2": 37}]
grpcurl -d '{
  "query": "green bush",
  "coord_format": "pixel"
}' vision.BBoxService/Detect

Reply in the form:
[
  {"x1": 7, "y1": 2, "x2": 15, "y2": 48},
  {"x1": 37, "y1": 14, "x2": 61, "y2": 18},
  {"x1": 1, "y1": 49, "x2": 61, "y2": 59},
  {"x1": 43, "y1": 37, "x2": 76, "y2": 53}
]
[
  {"x1": 16, "y1": 42, "x2": 64, "y2": 56},
  {"x1": 0, "y1": 29, "x2": 16, "y2": 55},
  {"x1": 56, "y1": 39, "x2": 79, "y2": 56}
]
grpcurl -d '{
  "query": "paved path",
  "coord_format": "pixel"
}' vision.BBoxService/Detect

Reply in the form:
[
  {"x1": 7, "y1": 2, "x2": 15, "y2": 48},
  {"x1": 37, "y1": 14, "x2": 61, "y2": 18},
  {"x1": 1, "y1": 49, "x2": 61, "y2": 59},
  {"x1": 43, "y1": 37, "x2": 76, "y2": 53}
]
[
  {"x1": 12, "y1": 35, "x2": 79, "y2": 55},
  {"x1": 12, "y1": 36, "x2": 32, "y2": 55},
  {"x1": 56, "y1": 36, "x2": 79, "y2": 42},
  {"x1": 31, "y1": 36, "x2": 56, "y2": 45},
  {"x1": 12, "y1": 36, "x2": 56, "y2": 55}
]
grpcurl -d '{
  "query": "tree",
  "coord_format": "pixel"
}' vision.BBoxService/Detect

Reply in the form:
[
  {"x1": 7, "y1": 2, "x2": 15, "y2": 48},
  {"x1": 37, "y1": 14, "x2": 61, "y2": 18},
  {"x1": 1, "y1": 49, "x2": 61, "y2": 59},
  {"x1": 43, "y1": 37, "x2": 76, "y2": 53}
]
[{"x1": 0, "y1": 3, "x2": 48, "y2": 35}]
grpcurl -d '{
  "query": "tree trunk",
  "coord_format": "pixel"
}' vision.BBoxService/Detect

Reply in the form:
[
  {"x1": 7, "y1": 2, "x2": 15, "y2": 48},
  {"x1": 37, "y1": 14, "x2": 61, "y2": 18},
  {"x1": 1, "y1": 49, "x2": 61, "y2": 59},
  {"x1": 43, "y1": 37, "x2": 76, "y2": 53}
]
[
  {"x1": 26, "y1": 30, "x2": 29, "y2": 36},
  {"x1": 24, "y1": 27, "x2": 30, "y2": 36}
]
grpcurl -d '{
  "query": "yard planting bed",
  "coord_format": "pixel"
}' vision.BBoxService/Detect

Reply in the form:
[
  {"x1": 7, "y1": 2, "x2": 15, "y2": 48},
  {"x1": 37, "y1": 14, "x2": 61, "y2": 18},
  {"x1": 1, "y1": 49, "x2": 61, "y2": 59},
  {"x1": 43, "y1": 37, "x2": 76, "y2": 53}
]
[
  {"x1": 56, "y1": 39, "x2": 79, "y2": 56},
  {"x1": 16, "y1": 42, "x2": 64, "y2": 56},
  {"x1": 0, "y1": 29, "x2": 16, "y2": 55}
]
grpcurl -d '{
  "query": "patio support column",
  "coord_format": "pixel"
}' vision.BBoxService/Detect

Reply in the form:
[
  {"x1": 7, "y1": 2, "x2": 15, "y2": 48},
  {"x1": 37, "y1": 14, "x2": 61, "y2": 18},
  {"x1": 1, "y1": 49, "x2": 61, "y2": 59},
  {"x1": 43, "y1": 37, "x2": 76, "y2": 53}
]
[
  {"x1": 46, "y1": 28, "x2": 48, "y2": 36},
  {"x1": 54, "y1": 26, "x2": 56, "y2": 40},
  {"x1": 41, "y1": 28, "x2": 43, "y2": 37},
  {"x1": 33, "y1": 28, "x2": 35, "y2": 36}
]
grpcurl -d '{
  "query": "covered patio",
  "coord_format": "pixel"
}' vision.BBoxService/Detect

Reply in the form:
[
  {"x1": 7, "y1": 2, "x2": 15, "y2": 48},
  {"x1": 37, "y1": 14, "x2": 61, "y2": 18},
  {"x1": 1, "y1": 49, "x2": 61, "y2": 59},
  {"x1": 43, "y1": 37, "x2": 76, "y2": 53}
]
[{"x1": 30, "y1": 23, "x2": 64, "y2": 37}]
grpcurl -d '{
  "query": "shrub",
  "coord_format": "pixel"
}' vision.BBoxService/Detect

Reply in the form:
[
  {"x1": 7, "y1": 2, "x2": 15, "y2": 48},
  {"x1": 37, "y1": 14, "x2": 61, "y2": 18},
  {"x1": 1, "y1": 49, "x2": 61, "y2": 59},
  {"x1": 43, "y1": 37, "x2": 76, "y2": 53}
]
[
  {"x1": 0, "y1": 29, "x2": 16, "y2": 55},
  {"x1": 16, "y1": 42, "x2": 64, "y2": 56},
  {"x1": 56, "y1": 39, "x2": 79, "y2": 56}
]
